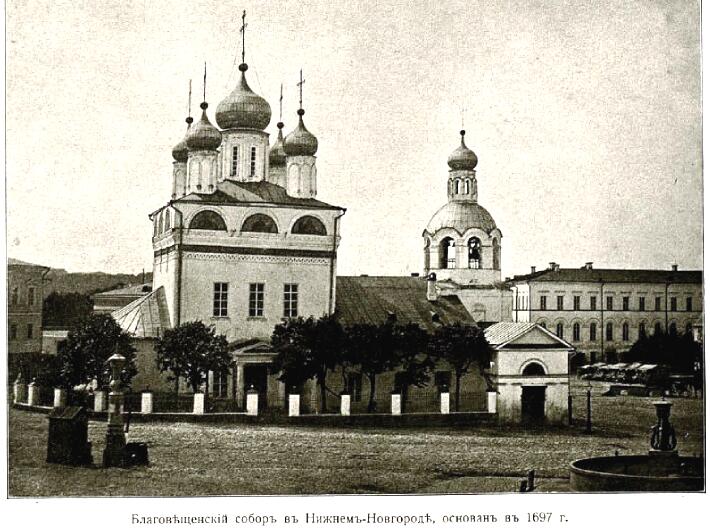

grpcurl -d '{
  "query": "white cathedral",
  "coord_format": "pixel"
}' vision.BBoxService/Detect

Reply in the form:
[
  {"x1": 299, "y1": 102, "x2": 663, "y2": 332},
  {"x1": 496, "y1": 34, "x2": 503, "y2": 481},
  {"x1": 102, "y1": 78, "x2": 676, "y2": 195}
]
[{"x1": 101, "y1": 21, "x2": 572, "y2": 422}]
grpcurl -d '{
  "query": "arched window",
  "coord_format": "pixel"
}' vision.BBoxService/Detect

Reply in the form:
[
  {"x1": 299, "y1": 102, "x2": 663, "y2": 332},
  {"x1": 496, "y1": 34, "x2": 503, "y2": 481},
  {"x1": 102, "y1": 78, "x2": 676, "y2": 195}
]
[
  {"x1": 455, "y1": 179, "x2": 460, "y2": 194},
  {"x1": 572, "y1": 322, "x2": 581, "y2": 342},
  {"x1": 685, "y1": 322, "x2": 693, "y2": 336},
  {"x1": 492, "y1": 238, "x2": 500, "y2": 270},
  {"x1": 468, "y1": 237, "x2": 481, "y2": 269},
  {"x1": 241, "y1": 213, "x2": 278, "y2": 233},
  {"x1": 464, "y1": 180, "x2": 470, "y2": 194},
  {"x1": 669, "y1": 322, "x2": 678, "y2": 336},
  {"x1": 522, "y1": 362, "x2": 546, "y2": 376},
  {"x1": 164, "y1": 210, "x2": 171, "y2": 231},
  {"x1": 291, "y1": 215, "x2": 327, "y2": 235},
  {"x1": 654, "y1": 322, "x2": 662, "y2": 335},
  {"x1": 622, "y1": 322, "x2": 630, "y2": 341},
  {"x1": 189, "y1": 210, "x2": 227, "y2": 231},
  {"x1": 638, "y1": 322, "x2": 646, "y2": 339},
  {"x1": 538, "y1": 321, "x2": 547, "y2": 329},
  {"x1": 439, "y1": 237, "x2": 456, "y2": 269},
  {"x1": 555, "y1": 322, "x2": 564, "y2": 338},
  {"x1": 590, "y1": 322, "x2": 597, "y2": 341},
  {"x1": 606, "y1": 322, "x2": 613, "y2": 341}
]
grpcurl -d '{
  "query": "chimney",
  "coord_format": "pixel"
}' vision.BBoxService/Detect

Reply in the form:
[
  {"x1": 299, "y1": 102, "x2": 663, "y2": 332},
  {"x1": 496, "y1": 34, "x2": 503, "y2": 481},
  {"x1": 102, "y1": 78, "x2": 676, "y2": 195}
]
[
  {"x1": 426, "y1": 272, "x2": 437, "y2": 302},
  {"x1": 531, "y1": 266, "x2": 536, "y2": 274},
  {"x1": 671, "y1": 264, "x2": 678, "y2": 272},
  {"x1": 410, "y1": 272, "x2": 420, "y2": 277},
  {"x1": 584, "y1": 262, "x2": 593, "y2": 270},
  {"x1": 549, "y1": 262, "x2": 559, "y2": 271}
]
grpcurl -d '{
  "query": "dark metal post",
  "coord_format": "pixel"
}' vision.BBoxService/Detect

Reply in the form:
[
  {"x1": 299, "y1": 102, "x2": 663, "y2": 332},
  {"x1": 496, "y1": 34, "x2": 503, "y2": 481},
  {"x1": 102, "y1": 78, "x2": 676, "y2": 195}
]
[
  {"x1": 568, "y1": 393, "x2": 573, "y2": 425},
  {"x1": 585, "y1": 387, "x2": 592, "y2": 434},
  {"x1": 527, "y1": 469, "x2": 535, "y2": 491}
]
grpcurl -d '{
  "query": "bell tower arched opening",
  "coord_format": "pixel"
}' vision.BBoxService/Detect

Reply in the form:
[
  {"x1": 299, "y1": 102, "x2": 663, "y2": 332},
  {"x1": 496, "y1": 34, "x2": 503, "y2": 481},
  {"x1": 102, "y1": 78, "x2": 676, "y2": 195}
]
[
  {"x1": 439, "y1": 237, "x2": 456, "y2": 269},
  {"x1": 468, "y1": 237, "x2": 481, "y2": 269}
]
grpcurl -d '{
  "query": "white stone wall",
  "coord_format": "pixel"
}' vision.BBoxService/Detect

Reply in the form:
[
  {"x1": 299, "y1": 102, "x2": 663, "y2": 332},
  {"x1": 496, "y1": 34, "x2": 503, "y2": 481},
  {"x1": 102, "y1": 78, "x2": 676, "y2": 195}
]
[
  {"x1": 286, "y1": 156, "x2": 317, "y2": 198},
  {"x1": 218, "y1": 130, "x2": 269, "y2": 182}
]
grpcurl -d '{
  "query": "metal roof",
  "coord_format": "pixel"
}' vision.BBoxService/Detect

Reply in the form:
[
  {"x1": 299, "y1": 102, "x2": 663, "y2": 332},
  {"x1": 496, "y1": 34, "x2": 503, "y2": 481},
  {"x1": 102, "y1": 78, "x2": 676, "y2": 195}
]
[
  {"x1": 111, "y1": 287, "x2": 170, "y2": 338},
  {"x1": 510, "y1": 267, "x2": 702, "y2": 284},
  {"x1": 484, "y1": 321, "x2": 573, "y2": 349},
  {"x1": 93, "y1": 283, "x2": 153, "y2": 297}
]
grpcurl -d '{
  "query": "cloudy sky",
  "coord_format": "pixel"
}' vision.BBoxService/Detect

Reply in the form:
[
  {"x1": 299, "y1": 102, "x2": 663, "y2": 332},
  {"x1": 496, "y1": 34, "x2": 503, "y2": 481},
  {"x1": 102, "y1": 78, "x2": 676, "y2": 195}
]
[{"x1": 5, "y1": 0, "x2": 702, "y2": 278}]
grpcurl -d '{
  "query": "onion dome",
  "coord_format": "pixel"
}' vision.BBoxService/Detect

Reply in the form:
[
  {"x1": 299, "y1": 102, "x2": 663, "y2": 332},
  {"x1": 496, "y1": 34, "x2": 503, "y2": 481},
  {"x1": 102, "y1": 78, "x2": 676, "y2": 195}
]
[
  {"x1": 426, "y1": 202, "x2": 497, "y2": 234},
  {"x1": 215, "y1": 64, "x2": 272, "y2": 130},
  {"x1": 283, "y1": 109, "x2": 318, "y2": 156},
  {"x1": 447, "y1": 130, "x2": 478, "y2": 170},
  {"x1": 186, "y1": 102, "x2": 222, "y2": 151},
  {"x1": 171, "y1": 116, "x2": 193, "y2": 162},
  {"x1": 269, "y1": 122, "x2": 287, "y2": 167}
]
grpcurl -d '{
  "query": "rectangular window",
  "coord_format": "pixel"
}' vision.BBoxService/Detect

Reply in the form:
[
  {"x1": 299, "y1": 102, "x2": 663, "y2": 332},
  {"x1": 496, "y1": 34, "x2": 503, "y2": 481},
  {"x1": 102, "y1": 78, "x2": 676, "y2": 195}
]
[
  {"x1": 670, "y1": 297, "x2": 677, "y2": 312},
  {"x1": 213, "y1": 370, "x2": 229, "y2": 398},
  {"x1": 556, "y1": 295, "x2": 564, "y2": 310},
  {"x1": 283, "y1": 284, "x2": 299, "y2": 318},
  {"x1": 606, "y1": 323, "x2": 613, "y2": 341},
  {"x1": 27, "y1": 324, "x2": 33, "y2": 339},
  {"x1": 622, "y1": 324, "x2": 630, "y2": 341},
  {"x1": 573, "y1": 324, "x2": 581, "y2": 342},
  {"x1": 10, "y1": 323, "x2": 17, "y2": 340},
  {"x1": 249, "y1": 283, "x2": 265, "y2": 317},
  {"x1": 606, "y1": 296, "x2": 613, "y2": 311},
  {"x1": 346, "y1": 373, "x2": 363, "y2": 402},
  {"x1": 590, "y1": 296, "x2": 597, "y2": 311},
  {"x1": 686, "y1": 297, "x2": 693, "y2": 312},
  {"x1": 573, "y1": 296, "x2": 580, "y2": 310},
  {"x1": 250, "y1": 146, "x2": 257, "y2": 176},
  {"x1": 622, "y1": 296, "x2": 629, "y2": 311},
  {"x1": 589, "y1": 323, "x2": 597, "y2": 341},
  {"x1": 213, "y1": 283, "x2": 228, "y2": 317},
  {"x1": 28, "y1": 287, "x2": 35, "y2": 306},
  {"x1": 540, "y1": 296, "x2": 547, "y2": 311},
  {"x1": 231, "y1": 146, "x2": 239, "y2": 177},
  {"x1": 655, "y1": 296, "x2": 662, "y2": 311},
  {"x1": 639, "y1": 297, "x2": 645, "y2": 311}
]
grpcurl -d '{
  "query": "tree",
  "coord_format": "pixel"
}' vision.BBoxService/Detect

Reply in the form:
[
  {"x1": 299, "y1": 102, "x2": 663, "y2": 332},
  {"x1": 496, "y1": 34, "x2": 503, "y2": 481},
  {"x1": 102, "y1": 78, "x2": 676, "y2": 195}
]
[
  {"x1": 623, "y1": 330, "x2": 702, "y2": 374},
  {"x1": 428, "y1": 323, "x2": 492, "y2": 412},
  {"x1": 155, "y1": 321, "x2": 231, "y2": 395},
  {"x1": 391, "y1": 323, "x2": 433, "y2": 411},
  {"x1": 58, "y1": 313, "x2": 137, "y2": 389},
  {"x1": 43, "y1": 291, "x2": 93, "y2": 329},
  {"x1": 271, "y1": 314, "x2": 345, "y2": 413}
]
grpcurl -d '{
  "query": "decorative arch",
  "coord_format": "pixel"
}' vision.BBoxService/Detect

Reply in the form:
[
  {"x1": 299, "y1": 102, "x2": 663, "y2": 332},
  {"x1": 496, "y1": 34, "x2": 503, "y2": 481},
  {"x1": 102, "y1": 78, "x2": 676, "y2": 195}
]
[
  {"x1": 439, "y1": 237, "x2": 456, "y2": 269},
  {"x1": 291, "y1": 215, "x2": 327, "y2": 235},
  {"x1": 468, "y1": 237, "x2": 482, "y2": 269},
  {"x1": 241, "y1": 213, "x2": 278, "y2": 233},
  {"x1": 622, "y1": 321, "x2": 630, "y2": 341},
  {"x1": 189, "y1": 210, "x2": 228, "y2": 231},
  {"x1": 554, "y1": 319, "x2": 566, "y2": 339},
  {"x1": 521, "y1": 359, "x2": 548, "y2": 376},
  {"x1": 669, "y1": 320, "x2": 678, "y2": 336},
  {"x1": 572, "y1": 321, "x2": 581, "y2": 342}
]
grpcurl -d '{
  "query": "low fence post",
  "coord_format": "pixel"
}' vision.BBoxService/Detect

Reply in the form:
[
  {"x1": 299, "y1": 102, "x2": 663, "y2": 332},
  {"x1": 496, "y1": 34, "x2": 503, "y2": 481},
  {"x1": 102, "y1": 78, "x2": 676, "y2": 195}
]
[
  {"x1": 340, "y1": 393, "x2": 351, "y2": 416},
  {"x1": 246, "y1": 387, "x2": 259, "y2": 416},
  {"x1": 141, "y1": 391, "x2": 154, "y2": 414},
  {"x1": 53, "y1": 388, "x2": 67, "y2": 408},
  {"x1": 440, "y1": 389, "x2": 450, "y2": 414},
  {"x1": 487, "y1": 390, "x2": 497, "y2": 414},
  {"x1": 193, "y1": 392, "x2": 205, "y2": 415},
  {"x1": 288, "y1": 393, "x2": 300, "y2": 417},
  {"x1": 13, "y1": 377, "x2": 27, "y2": 404},
  {"x1": 94, "y1": 390, "x2": 107, "y2": 412},
  {"x1": 27, "y1": 380, "x2": 40, "y2": 406},
  {"x1": 391, "y1": 392, "x2": 402, "y2": 416}
]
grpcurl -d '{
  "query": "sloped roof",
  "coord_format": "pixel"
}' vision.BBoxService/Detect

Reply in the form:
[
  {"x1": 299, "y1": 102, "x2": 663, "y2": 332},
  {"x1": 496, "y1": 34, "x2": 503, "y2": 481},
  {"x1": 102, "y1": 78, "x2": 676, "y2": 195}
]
[
  {"x1": 8, "y1": 258, "x2": 49, "y2": 269},
  {"x1": 335, "y1": 276, "x2": 474, "y2": 332},
  {"x1": 484, "y1": 321, "x2": 573, "y2": 349},
  {"x1": 111, "y1": 287, "x2": 170, "y2": 338},
  {"x1": 510, "y1": 267, "x2": 701, "y2": 284},
  {"x1": 176, "y1": 180, "x2": 344, "y2": 211},
  {"x1": 93, "y1": 283, "x2": 153, "y2": 298}
]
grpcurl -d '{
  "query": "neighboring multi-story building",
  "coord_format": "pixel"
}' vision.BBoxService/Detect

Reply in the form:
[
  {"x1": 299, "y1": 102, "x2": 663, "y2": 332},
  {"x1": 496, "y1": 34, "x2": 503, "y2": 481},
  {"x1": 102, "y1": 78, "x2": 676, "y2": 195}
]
[
  {"x1": 7, "y1": 258, "x2": 50, "y2": 377},
  {"x1": 509, "y1": 262, "x2": 703, "y2": 363}
]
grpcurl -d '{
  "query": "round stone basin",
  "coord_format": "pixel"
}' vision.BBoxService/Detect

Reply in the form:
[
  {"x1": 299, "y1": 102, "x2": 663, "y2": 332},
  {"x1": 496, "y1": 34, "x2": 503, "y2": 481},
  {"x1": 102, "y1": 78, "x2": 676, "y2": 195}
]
[{"x1": 570, "y1": 455, "x2": 704, "y2": 492}]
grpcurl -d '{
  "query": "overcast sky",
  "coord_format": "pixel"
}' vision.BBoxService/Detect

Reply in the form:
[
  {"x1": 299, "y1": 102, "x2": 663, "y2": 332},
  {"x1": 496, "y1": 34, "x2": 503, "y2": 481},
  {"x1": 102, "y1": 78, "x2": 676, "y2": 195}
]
[{"x1": 5, "y1": 0, "x2": 702, "y2": 278}]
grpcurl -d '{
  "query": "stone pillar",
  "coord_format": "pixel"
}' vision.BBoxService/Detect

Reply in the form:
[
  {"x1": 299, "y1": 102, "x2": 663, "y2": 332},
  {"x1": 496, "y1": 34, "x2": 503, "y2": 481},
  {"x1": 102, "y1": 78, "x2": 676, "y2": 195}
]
[
  {"x1": 487, "y1": 391, "x2": 497, "y2": 414},
  {"x1": 14, "y1": 377, "x2": 27, "y2": 404},
  {"x1": 141, "y1": 392, "x2": 154, "y2": 414},
  {"x1": 235, "y1": 363, "x2": 245, "y2": 409},
  {"x1": 94, "y1": 390, "x2": 107, "y2": 412},
  {"x1": 27, "y1": 381, "x2": 40, "y2": 406},
  {"x1": 193, "y1": 393, "x2": 205, "y2": 414},
  {"x1": 288, "y1": 394, "x2": 300, "y2": 417},
  {"x1": 440, "y1": 391, "x2": 450, "y2": 414},
  {"x1": 246, "y1": 387, "x2": 259, "y2": 416},
  {"x1": 53, "y1": 388, "x2": 67, "y2": 408},
  {"x1": 391, "y1": 393, "x2": 402, "y2": 416},
  {"x1": 340, "y1": 393, "x2": 351, "y2": 416},
  {"x1": 103, "y1": 353, "x2": 127, "y2": 468}
]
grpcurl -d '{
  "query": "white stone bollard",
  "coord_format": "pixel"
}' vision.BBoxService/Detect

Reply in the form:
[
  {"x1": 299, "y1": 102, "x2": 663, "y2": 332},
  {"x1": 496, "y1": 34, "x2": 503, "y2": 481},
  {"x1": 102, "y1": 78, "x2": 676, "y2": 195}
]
[
  {"x1": 193, "y1": 393, "x2": 205, "y2": 414},
  {"x1": 141, "y1": 392, "x2": 154, "y2": 414},
  {"x1": 340, "y1": 394, "x2": 351, "y2": 416},
  {"x1": 391, "y1": 393, "x2": 402, "y2": 416},
  {"x1": 14, "y1": 380, "x2": 27, "y2": 404},
  {"x1": 487, "y1": 391, "x2": 497, "y2": 413},
  {"x1": 27, "y1": 382, "x2": 40, "y2": 406},
  {"x1": 246, "y1": 390, "x2": 259, "y2": 416},
  {"x1": 94, "y1": 390, "x2": 107, "y2": 412},
  {"x1": 288, "y1": 394, "x2": 300, "y2": 417},
  {"x1": 440, "y1": 392, "x2": 450, "y2": 414},
  {"x1": 53, "y1": 388, "x2": 67, "y2": 408}
]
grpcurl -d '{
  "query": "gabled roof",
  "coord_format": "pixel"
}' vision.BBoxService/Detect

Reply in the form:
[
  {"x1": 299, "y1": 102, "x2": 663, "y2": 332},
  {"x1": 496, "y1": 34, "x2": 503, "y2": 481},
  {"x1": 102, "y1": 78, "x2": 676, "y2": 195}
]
[
  {"x1": 335, "y1": 276, "x2": 474, "y2": 332},
  {"x1": 484, "y1": 321, "x2": 573, "y2": 349},
  {"x1": 510, "y1": 267, "x2": 702, "y2": 284},
  {"x1": 175, "y1": 180, "x2": 344, "y2": 211},
  {"x1": 112, "y1": 287, "x2": 170, "y2": 338}
]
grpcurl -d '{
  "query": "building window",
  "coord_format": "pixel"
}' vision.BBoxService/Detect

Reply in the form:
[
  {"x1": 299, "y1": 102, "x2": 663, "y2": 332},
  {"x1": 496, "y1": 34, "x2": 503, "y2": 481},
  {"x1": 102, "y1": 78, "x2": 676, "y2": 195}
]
[
  {"x1": 686, "y1": 297, "x2": 692, "y2": 312},
  {"x1": 539, "y1": 321, "x2": 547, "y2": 329},
  {"x1": 573, "y1": 296, "x2": 580, "y2": 310},
  {"x1": 669, "y1": 322, "x2": 678, "y2": 335},
  {"x1": 346, "y1": 373, "x2": 363, "y2": 402},
  {"x1": 213, "y1": 283, "x2": 228, "y2": 317},
  {"x1": 590, "y1": 296, "x2": 597, "y2": 311},
  {"x1": 11, "y1": 287, "x2": 19, "y2": 306},
  {"x1": 27, "y1": 324, "x2": 34, "y2": 340},
  {"x1": 556, "y1": 296, "x2": 564, "y2": 310},
  {"x1": 468, "y1": 237, "x2": 481, "y2": 269},
  {"x1": 589, "y1": 322, "x2": 597, "y2": 341},
  {"x1": 231, "y1": 146, "x2": 239, "y2": 177},
  {"x1": 654, "y1": 322, "x2": 662, "y2": 335},
  {"x1": 555, "y1": 323, "x2": 564, "y2": 338},
  {"x1": 622, "y1": 296, "x2": 629, "y2": 311},
  {"x1": 213, "y1": 370, "x2": 229, "y2": 398},
  {"x1": 639, "y1": 297, "x2": 645, "y2": 311},
  {"x1": 622, "y1": 322, "x2": 629, "y2": 341},
  {"x1": 540, "y1": 296, "x2": 547, "y2": 310},
  {"x1": 10, "y1": 323, "x2": 17, "y2": 340},
  {"x1": 249, "y1": 283, "x2": 265, "y2": 317},
  {"x1": 606, "y1": 296, "x2": 613, "y2": 311},
  {"x1": 606, "y1": 322, "x2": 613, "y2": 341},
  {"x1": 283, "y1": 284, "x2": 298, "y2": 318},
  {"x1": 670, "y1": 297, "x2": 677, "y2": 312},
  {"x1": 28, "y1": 287, "x2": 35, "y2": 306},
  {"x1": 685, "y1": 322, "x2": 693, "y2": 335},
  {"x1": 292, "y1": 216, "x2": 327, "y2": 235},
  {"x1": 241, "y1": 214, "x2": 278, "y2": 233},
  {"x1": 440, "y1": 237, "x2": 456, "y2": 269},
  {"x1": 190, "y1": 210, "x2": 228, "y2": 230},
  {"x1": 250, "y1": 146, "x2": 257, "y2": 176},
  {"x1": 572, "y1": 322, "x2": 581, "y2": 342},
  {"x1": 639, "y1": 322, "x2": 646, "y2": 339},
  {"x1": 654, "y1": 296, "x2": 662, "y2": 311}
]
